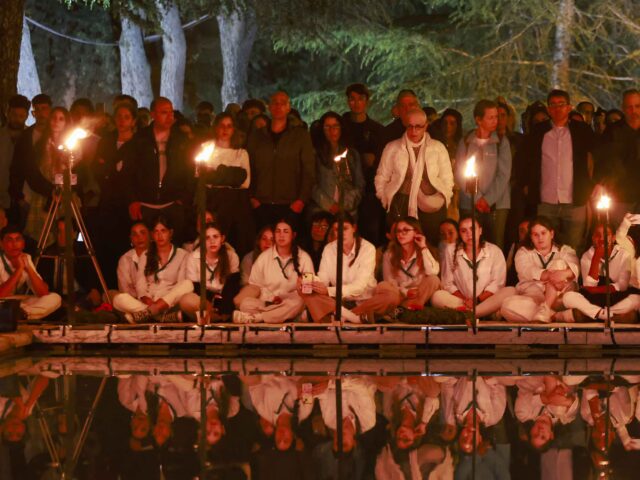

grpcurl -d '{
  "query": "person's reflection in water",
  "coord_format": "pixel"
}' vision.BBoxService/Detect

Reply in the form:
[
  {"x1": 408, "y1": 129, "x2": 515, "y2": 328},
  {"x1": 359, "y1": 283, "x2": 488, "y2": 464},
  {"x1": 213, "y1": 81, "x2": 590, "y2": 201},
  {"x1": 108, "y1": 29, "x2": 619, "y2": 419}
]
[
  {"x1": 0, "y1": 375, "x2": 51, "y2": 479},
  {"x1": 375, "y1": 376, "x2": 452, "y2": 479},
  {"x1": 243, "y1": 375, "x2": 313, "y2": 480},
  {"x1": 515, "y1": 375, "x2": 580, "y2": 451},
  {"x1": 580, "y1": 375, "x2": 640, "y2": 478}
]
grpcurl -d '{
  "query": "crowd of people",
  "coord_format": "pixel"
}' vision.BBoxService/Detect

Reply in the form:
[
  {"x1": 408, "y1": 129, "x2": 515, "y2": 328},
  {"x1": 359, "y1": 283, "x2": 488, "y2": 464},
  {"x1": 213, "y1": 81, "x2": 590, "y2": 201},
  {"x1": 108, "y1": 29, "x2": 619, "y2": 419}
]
[
  {"x1": 3, "y1": 370, "x2": 640, "y2": 478},
  {"x1": 1, "y1": 84, "x2": 640, "y2": 325}
]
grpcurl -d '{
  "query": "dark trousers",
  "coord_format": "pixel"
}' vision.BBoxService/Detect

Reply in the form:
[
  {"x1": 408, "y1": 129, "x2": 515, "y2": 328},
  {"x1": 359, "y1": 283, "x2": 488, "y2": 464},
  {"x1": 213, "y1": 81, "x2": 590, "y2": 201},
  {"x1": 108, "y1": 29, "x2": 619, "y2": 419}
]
[
  {"x1": 207, "y1": 188, "x2": 255, "y2": 258},
  {"x1": 358, "y1": 192, "x2": 387, "y2": 247},
  {"x1": 254, "y1": 203, "x2": 301, "y2": 232}
]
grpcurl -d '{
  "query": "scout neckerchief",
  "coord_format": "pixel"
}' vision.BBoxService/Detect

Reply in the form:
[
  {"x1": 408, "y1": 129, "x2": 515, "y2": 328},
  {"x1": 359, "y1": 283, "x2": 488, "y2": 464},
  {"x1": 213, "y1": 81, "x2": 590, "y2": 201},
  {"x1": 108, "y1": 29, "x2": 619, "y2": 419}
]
[
  {"x1": 461, "y1": 249, "x2": 482, "y2": 271},
  {"x1": 400, "y1": 255, "x2": 417, "y2": 279},
  {"x1": 206, "y1": 259, "x2": 218, "y2": 283},
  {"x1": 537, "y1": 250, "x2": 556, "y2": 269},
  {"x1": 598, "y1": 248, "x2": 619, "y2": 275},
  {"x1": 153, "y1": 246, "x2": 177, "y2": 282},
  {"x1": 275, "y1": 391, "x2": 294, "y2": 415},
  {"x1": 1, "y1": 253, "x2": 29, "y2": 295},
  {"x1": 276, "y1": 256, "x2": 293, "y2": 279}
]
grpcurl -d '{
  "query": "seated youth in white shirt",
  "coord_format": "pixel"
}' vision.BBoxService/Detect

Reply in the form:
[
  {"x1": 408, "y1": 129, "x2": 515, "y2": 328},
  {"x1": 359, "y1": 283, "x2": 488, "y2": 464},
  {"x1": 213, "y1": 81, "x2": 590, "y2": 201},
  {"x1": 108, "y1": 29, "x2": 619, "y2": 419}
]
[
  {"x1": 239, "y1": 225, "x2": 274, "y2": 287},
  {"x1": 431, "y1": 216, "x2": 515, "y2": 319},
  {"x1": 180, "y1": 222, "x2": 241, "y2": 321},
  {"x1": 233, "y1": 217, "x2": 314, "y2": 324},
  {"x1": 501, "y1": 216, "x2": 579, "y2": 323},
  {"x1": 116, "y1": 221, "x2": 150, "y2": 298},
  {"x1": 515, "y1": 375, "x2": 580, "y2": 451},
  {"x1": 113, "y1": 216, "x2": 193, "y2": 323},
  {"x1": 300, "y1": 212, "x2": 376, "y2": 323},
  {"x1": 352, "y1": 216, "x2": 440, "y2": 321},
  {"x1": 563, "y1": 223, "x2": 639, "y2": 322},
  {"x1": 0, "y1": 225, "x2": 61, "y2": 320}
]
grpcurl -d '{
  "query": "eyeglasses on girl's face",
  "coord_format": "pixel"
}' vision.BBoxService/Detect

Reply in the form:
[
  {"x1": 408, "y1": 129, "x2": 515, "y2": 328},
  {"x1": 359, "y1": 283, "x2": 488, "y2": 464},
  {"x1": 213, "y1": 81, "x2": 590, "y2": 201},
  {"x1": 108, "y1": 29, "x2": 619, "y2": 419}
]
[{"x1": 396, "y1": 228, "x2": 415, "y2": 234}]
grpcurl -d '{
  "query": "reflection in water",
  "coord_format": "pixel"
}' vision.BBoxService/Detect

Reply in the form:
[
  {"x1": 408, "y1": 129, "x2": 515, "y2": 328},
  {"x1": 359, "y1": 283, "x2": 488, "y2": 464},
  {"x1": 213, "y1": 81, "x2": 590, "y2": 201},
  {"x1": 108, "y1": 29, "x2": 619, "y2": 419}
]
[{"x1": 1, "y1": 361, "x2": 640, "y2": 479}]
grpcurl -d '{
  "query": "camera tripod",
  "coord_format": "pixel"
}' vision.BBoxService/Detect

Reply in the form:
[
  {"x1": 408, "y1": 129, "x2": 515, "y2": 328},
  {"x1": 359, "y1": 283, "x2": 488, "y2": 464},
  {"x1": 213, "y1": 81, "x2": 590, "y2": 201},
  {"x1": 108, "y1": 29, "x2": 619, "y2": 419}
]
[{"x1": 33, "y1": 186, "x2": 111, "y2": 305}]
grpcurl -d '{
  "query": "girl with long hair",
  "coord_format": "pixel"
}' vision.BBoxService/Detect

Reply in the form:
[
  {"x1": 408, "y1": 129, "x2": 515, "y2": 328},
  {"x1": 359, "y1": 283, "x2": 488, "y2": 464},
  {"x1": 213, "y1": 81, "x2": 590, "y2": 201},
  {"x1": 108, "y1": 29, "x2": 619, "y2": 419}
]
[
  {"x1": 350, "y1": 216, "x2": 440, "y2": 320},
  {"x1": 180, "y1": 222, "x2": 241, "y2": 321},
  {"x1": 205, "y1": 112, "x2": 254, "y2": 256},
  {"x1": 239, "y1": 225, "x2": 274, "y2": 286},
  {"x1": 232, "y1": 217, "x2": 313, "y2": 323},
  {"x1": 309, "y1": 111, "x2": 364, "y2": 219},
  {"x1": 24, "y1": 106, "x2": 70, "y2": 242},
  {"x1": 562, "y1": 222, "x2": 639, "y2": 322},
  {"x1": 113, "y1": 216, "x2": 192, "y2": 323},
  {"x1": 501, "y1": 216, "x2": 579, "y2": 323},
  {"x1": 431, "y1": 216, "x2": 514, "y2": 318},
  {"x1": 301, "y1": 212, "x2": 377, "y2": 323},
  {"x1": 116, "y1": 221, "x2": 150, "y2": 297}
]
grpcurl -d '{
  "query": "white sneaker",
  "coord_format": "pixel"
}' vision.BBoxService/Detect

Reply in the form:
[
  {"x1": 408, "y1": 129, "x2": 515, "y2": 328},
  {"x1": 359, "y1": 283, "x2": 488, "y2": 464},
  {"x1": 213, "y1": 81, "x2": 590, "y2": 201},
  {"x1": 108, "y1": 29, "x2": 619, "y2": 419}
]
[
  {"x1": 340, "y1": 308, "x2": 361, "y2": 323},
  {"x1": 533, "y1": 304, "x2": 553, "y2": 323},
  {"x1": 232, "y1": 310, "x2": 256, "y2": 324},
  {"x1": 124, "y1": 310, "x2": 151, "y2": 324}
]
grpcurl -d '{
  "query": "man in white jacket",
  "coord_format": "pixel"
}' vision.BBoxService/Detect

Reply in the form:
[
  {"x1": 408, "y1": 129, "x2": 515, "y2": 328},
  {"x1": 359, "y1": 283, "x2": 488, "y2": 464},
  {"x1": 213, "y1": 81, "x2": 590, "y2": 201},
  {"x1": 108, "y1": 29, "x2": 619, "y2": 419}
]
[{"x1": 375, "y1": 109, "x2": 454, "y2": 246}]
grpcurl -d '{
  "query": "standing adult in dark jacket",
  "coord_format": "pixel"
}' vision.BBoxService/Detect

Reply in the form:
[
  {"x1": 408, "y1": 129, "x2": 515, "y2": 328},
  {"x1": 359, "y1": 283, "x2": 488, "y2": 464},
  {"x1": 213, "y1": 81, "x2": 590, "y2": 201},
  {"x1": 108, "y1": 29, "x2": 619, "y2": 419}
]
[
  {"x1": 8, "y1": 94, "x2": 52, "y2": 229},
  {"x1": 246, "y1": 91, "x2": 315, "y2": 230},
  {"x1": 93, "y1": 102, "x2": 138, "y2": 288},
  {"x1": 593, "y1": 89, "x2": 640, "y2": 224},
  {"x1": 522, "y1": 89, "x2": 595, "y2": 252},
  {"x1": 341, "y1": 83, "x2": 386, "y2": 246},
  {"x1": 124, "y1": 97, "x2": 193, "y2": 244},
  {"x1": 379, "y1": 89, "x2": 421, "y2": 152}
]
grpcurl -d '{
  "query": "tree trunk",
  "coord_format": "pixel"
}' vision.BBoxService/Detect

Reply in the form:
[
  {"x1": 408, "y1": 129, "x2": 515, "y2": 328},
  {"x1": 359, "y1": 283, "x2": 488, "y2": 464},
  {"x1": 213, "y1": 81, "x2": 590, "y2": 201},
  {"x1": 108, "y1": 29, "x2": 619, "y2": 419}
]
[
  {"x1": 119, "y1": 13, "x2": 153, "y2": 109},
  {"x1": 217, "y1": 4, "x2": 257, "y2": 108},
  {"x1": 551, "y1": 0, "x2": 574, "y2": 90},
  {"x1": 0, "y1": 0, "x2": 25, "y2": 110},
  {"x1": 156, "y1": 0, "x2": 186, "y2": 111},
  {"x1": 18, "y1": 16, "x2": 41, "y2": 103}
]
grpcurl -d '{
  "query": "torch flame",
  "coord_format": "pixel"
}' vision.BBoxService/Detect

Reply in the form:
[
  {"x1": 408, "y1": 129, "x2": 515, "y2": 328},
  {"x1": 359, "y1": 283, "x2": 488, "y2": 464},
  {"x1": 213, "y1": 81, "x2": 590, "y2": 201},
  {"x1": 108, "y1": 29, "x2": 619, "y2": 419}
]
[
  {"x1": 464, "y1": 155, "x2": 477, "y2": 178},
  {"x1": 196, "y1": 142, "x2": 215, "y2": 164},
  {"x1": 63, "y1": 128, "x2": 88, "y2": 151},
  {"x1": 333, "y1": 149, "x2": 348, "y2": 163},
  {"x1": 596, "y1": 194, "x2": 611, "y2": 211}
]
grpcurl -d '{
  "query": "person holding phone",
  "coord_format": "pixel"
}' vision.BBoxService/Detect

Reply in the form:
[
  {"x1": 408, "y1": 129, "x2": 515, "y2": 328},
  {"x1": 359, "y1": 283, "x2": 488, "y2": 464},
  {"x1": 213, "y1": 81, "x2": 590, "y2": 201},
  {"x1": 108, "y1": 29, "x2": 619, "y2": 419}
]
[
  {"x1": 350, "y1": 216, "x2": 440, "y2": 320},
  {"x1": 232, "y1": 217, "x2": 313, "y2": 323},
  {"x1": 300, "y1": 212, "x2": 377, "y2": 323},
  {"x1": 431, "y1": 216, "x2": 514, "y2": 318}
]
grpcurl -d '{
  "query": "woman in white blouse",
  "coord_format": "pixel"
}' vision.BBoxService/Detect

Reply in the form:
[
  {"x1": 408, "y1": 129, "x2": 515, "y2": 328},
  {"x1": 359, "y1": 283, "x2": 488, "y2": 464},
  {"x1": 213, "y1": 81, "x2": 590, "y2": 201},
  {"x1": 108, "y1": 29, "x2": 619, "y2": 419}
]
[
  {"x1": 351, "y1": 216, "x2": 440, "y2": 320},
  {"x1": 562, "y1": 223, "x2": 639, "y2": 322},
  {"x1": 232, "y1": 218, "x2": 314, "y2": 323},
  {"x1": 205, "y1": 112, "x2": 254, "y2": 256},
  {"x1": 300, "y1": 213, "x2": 377, "y2": 323},
  {"x1": 116, "y1": 221, "x2": 149, "y2": 298},
  {"x1": 113, "y1": 216, "x2": 193, "y2": 323},
  {"x1": 431, "y1": 216, "x2": 514, "y2": 318},
  {"x1": 501, "y1": 216, "x2": 579, "y2": 323},
  {"x1": 179, "y1": 222, "x2": 240, "y2": 322}
]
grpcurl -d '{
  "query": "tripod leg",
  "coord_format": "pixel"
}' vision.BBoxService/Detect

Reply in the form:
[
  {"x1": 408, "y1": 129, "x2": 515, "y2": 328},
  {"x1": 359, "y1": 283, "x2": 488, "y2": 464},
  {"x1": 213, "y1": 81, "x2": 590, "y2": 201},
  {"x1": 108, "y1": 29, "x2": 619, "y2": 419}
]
[
  {"x1": 70, "y1": 199, "x2": 112, "y2": 304},
  {"x1": 34, "y1": 194, "x2": 62, "y2": 267}
]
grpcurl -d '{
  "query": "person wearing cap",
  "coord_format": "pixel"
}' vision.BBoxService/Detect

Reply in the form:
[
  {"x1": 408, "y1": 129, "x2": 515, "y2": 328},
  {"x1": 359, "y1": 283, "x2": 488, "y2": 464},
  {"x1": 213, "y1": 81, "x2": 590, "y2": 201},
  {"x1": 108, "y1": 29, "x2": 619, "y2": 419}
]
[
  {"x1": 375, "y1": 108, "x2": 453, "y2": 246},
  {"x1": 0, "y1": 95, "x2": 31, "y2": 212}
]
